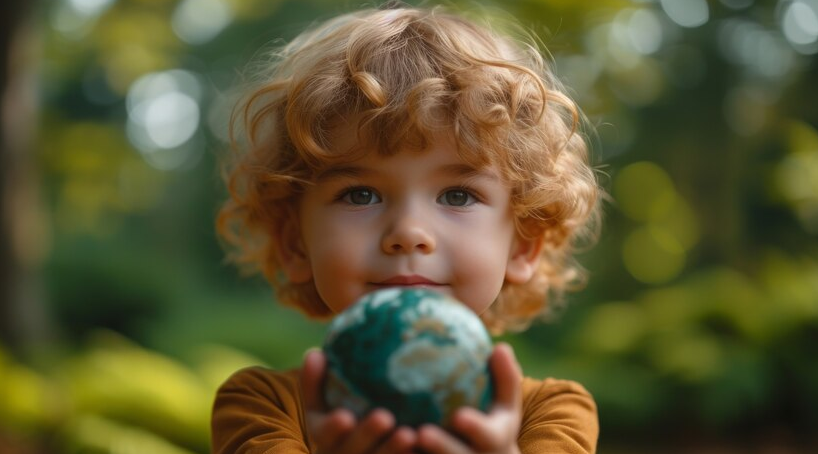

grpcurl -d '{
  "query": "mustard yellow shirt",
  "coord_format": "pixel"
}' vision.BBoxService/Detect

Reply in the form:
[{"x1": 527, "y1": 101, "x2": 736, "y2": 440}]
[{"x1": 211, "y1": 366, "x2": 598, "y2": 453}]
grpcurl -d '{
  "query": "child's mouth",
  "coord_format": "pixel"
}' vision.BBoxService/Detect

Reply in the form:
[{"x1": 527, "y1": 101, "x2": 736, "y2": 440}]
[{"x1": 374, "y1": 275, "x2": 444, "y2": 287}]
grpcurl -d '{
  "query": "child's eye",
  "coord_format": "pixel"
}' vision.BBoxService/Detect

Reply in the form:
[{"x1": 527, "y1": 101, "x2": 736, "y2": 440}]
[
  {"x1": 437, "y1": 188, "x2": 477, "y2": 207},
  {"x1": 340, "y1": 187, "x2": 381, "y2": 205}
]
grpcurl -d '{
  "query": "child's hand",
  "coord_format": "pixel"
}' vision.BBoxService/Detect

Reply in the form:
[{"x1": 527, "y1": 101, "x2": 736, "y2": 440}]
[
  {"x1": 416, "y1": 343, "x2": 523, "y2": 454},
  {"x1": 299, "y1": 349, "x2": 418, "y2": 454}
]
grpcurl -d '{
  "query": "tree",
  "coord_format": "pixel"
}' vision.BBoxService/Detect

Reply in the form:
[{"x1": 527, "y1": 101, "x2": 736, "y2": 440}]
[{"x1": 1, "y1": 0, "x2": 44, "y2": 354}]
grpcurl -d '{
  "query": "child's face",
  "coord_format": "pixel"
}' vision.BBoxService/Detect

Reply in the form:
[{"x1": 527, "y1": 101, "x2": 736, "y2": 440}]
[{"x1": 283, "y1": 131, "x2": 539, "y2": 316}]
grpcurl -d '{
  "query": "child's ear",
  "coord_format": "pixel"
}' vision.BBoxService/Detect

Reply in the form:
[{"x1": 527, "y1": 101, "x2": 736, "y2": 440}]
[
  {"x1": 505, "y1": 232, "x2": 544, "y2": 285},
  {"x1": 275, "y1": 217, "x2": 312, "y2": 284}
]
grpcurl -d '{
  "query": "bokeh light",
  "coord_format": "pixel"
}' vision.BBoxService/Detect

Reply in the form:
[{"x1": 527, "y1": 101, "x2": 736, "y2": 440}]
[
  {"x1": 718, "y1": 18, "x2": 796, "y2": 82},
  {"x1": 577, "y1": 301, "x2": 647, "y2": 355},
  {"x1": 51, "y1": 1, "x2": 98, "y2": 39},
  {"x1": 647, "y1": 327, "x2": 724, "y2": 382},
  {"x1": 659, "y1": 0, "x2": 709, "y2": 28},
  {"x1": 68, "y1": 0, "x2": 116, "y2": 16},
  {"x1": 622, "y1": 225, "x2": 686, "y2": 284},
  {"x1": 614, "y1": 161, "x2": 677, "y2": 222},
  {"x1": 612, "y1": 8, "x2": 664, "y2": 56},
  {"x1": 615, "y1": 161, "x2": 699, "y2": 284},
  {"x1": 780, "y1": 0, "x2": 818, "y2": 53},
  {"x1": 773, "y1": 120, "x2": 818, "y2": 233},
  {"x1": 172, "y1": 0, "x2": 234, "y2": 45},
  {"x1": 125, "y1": 69, "x2": 204, "y2": 171}
]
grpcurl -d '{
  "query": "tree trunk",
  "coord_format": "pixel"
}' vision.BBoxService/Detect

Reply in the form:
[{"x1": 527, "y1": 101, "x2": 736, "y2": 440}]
[{"x1": 1, "y1": 1, "x2": 45, "y2": 354}]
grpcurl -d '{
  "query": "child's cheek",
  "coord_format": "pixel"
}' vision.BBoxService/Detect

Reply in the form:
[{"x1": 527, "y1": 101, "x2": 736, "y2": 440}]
[{"x1": 310, "y1": 240, "x2": 373, "y2": 313}]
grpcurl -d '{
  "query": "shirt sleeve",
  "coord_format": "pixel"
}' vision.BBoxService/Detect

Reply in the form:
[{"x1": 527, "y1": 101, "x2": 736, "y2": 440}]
[
  {"x1": 517, "y1": 377, "x2": 599, "y2": 454},
  {"x1": 211, "y1": 367, "x2": 312, "y2": 454}
]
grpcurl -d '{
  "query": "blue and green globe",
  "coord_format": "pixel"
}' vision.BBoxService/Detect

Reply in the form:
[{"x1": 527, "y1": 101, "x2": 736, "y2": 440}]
[{"x1": 322, "y1": 288, "x2": 494, "y2": 427}]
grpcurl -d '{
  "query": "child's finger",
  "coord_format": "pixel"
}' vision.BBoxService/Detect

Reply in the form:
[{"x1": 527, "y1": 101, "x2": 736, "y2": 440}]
[
  {"x1": 449, "y1": 406, "x2": 498, "y2": 449},
  {"x1": 299, "y1": 348, "x2": 326, "y2": 411},
  {"x1": 450, "y1": 404, "x2": 519, "y2": 451},
  {"x1": 313, "y1": 409, "x2": 355, "y2": 451},
  {"x1": 440, "y1": 343, "x2": 523, "y2": 451},
  {"x1": 334, "y1": 409, "x2": 394, "y2": 454},
  {"x1": 490, "y1": 342, "x2": 523, "y2": 411},
  {"x1": 373, "y1": 426, "x2": 417, "y2": 454},
  {"x1": 417, "y1": 423, "x2": 472, "y2": 454}
]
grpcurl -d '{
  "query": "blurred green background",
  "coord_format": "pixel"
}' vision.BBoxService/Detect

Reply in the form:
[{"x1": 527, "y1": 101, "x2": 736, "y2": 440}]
[{"x1": 1, "y1": 0, "x2": 817, "y2": 452}]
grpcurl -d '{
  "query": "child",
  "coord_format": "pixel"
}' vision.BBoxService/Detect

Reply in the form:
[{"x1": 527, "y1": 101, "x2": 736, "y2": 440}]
[{"x1": 212, "y1": 2, "x2": 601, "y2": 453}]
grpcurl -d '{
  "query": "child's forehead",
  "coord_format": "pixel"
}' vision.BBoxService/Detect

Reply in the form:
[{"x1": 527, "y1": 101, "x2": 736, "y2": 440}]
[{"x1": 321, "y1": 122, "x2": 495, "y2": 172}]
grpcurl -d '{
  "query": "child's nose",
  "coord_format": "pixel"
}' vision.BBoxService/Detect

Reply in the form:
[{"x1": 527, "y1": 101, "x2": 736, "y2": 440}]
[{"x1": 381, "y1": 210, "x2": 436, "y2": 254}]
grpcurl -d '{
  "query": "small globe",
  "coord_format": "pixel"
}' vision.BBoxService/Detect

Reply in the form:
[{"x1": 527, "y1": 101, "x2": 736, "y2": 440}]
[{"x1": 322, "y1": 288, "x2": 494, "y2": 427}]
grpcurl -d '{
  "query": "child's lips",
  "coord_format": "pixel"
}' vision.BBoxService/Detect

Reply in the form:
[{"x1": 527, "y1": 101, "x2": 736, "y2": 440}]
[{"x1": 375, "y1": 275, "x2": 443, "y2": 286}]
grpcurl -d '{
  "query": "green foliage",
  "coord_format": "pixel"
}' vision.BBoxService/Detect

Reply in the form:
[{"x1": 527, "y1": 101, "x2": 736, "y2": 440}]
[{"x1": 1, "y1": 331, "x2": 266, "y2": 453}]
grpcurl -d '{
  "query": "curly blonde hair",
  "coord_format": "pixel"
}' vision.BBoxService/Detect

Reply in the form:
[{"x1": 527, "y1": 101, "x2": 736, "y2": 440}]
[{"x1": 217, "y1": 4, "x2": 601, "y2": 334}]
